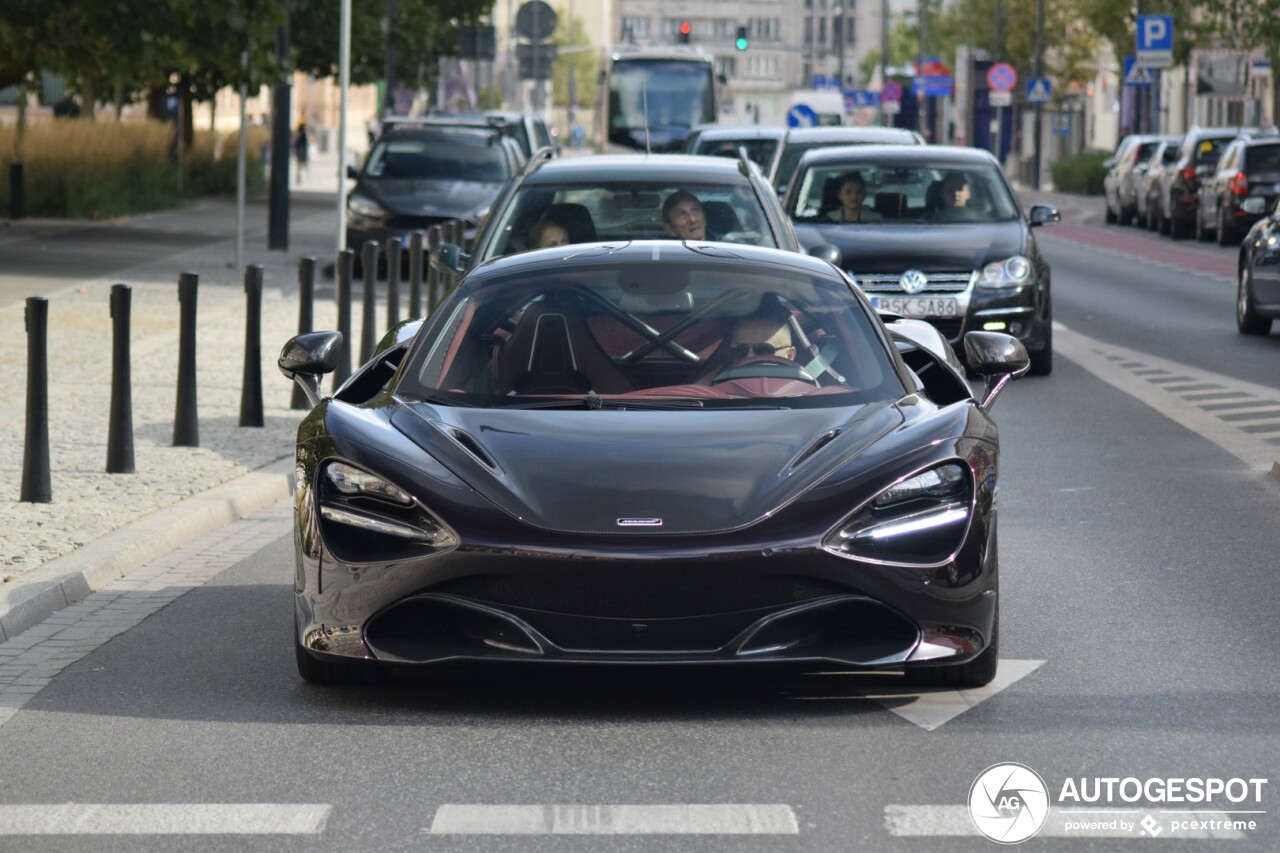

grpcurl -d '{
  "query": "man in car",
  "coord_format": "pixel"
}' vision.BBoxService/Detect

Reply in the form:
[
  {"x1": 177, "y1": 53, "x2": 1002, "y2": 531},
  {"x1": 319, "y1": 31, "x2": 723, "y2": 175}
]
[
  {"x1": 930, "y1": 172, "x2": 975, "y2": 221},
  {"x1": 730, "y1": 313, "x2": 797, "y2": 362},
  {"x1": 662, "y1": 190, "x2": 719, "y2": 241}
]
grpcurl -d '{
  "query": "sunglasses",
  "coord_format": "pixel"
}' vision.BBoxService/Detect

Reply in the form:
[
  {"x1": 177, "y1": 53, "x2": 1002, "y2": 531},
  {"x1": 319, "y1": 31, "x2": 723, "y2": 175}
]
[{"x1": 732, "y1": 342, "x2": 789, "y2": 356}]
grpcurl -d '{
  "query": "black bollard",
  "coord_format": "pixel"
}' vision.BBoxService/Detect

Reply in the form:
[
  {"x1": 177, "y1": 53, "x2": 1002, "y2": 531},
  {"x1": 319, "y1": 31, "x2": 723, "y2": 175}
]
[
  {"x1": 239, "y1": 264, "x2": 265, "y2": 427},
  {"x1": 334, "y1": 249, "x2": 354, "y2": 388},
  {"x1": 385, "y1": 236, "x2": 402, "y2": 329},
  {"x1": 173, "y1": 271, "x2": 199, "y2": 447},
  {"x1": 9, "y1": 163, "x2": 25, "y2": 221},
  {"x1": 20, "y1": 297, "x2": 51, "y2": 502},
  {"x1": 292, "y1": 257, "x2": 316, "y2": 409},
  {"x1": 106, "y1": 284, "x2": 135, "y2": 474},
  {"x1": 360, "y1": 240, "x2": 379, "y2": 364},
  {"x1": 426, "y1": 225, "x2": 442, "y2": 315},
  {"x1": 408, "y1": 231, "x2": 424, "y2": 318}
]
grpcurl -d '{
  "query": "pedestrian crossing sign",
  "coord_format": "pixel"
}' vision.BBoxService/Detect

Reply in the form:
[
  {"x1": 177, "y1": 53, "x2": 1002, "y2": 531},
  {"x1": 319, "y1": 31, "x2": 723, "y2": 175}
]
[
  {"x1": 1122, "y1": 56, "x2": 1154, "y2": 87},
  {"x1": 1026, "y1": 78, "x2": 1052, "y2": 104}
]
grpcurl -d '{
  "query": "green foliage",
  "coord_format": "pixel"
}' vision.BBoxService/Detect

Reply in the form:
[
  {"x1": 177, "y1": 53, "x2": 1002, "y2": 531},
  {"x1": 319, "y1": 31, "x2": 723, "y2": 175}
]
[
  {"x1": 1051, "y1": 151, "x2": 1109, "y2": 195},
  {"x1": 552, "y1": 16, "x2": 599, "y2": 110}
]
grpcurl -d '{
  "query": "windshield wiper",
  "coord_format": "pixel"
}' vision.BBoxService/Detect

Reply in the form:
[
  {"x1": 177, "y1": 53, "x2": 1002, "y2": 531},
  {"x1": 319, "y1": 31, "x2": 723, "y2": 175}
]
[{"x1": 503, "y1": 392, "x2": 705, "y2": 410}]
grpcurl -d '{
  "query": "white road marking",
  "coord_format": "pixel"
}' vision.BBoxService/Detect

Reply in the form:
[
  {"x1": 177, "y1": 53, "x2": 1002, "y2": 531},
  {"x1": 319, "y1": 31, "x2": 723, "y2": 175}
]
[
  {"x1": 427, "y1": 804, "x2": 799, "y2": 834},
  {"x1": 885, "y1": 805, "x2": 1248, "y2": 839},
  {"x1": 795, "y1": 660, "x2": 1044, "y2": 731},
  {"x1": 1055, "y1": 323, "x2": 1280, "y2": 474},
  {"x1": 0, "y1": 804, "x2": 331, "y2": 835}
]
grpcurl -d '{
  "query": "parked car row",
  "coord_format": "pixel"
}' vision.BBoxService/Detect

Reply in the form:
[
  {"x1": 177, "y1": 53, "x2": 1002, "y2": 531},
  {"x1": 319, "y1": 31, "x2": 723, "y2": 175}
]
[
  {"x1": 1105, "y1": 126, "x2": 1280, "y2": 246},
  {"x1": 1103, "y1": 126, "x2": 1280, "y2": 335}
]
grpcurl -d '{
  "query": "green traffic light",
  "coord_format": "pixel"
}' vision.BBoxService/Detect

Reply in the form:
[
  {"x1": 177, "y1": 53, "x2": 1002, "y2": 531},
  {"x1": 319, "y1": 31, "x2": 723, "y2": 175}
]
[{"x1": 735, "y1": 37, "x2": 749, "y2": 50}]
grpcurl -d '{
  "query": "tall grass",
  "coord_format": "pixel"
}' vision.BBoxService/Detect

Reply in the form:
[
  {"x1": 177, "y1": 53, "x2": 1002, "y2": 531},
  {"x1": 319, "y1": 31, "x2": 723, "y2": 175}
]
[{"x1": 0, "y1": 119, "x2": 269, "y2": 219}]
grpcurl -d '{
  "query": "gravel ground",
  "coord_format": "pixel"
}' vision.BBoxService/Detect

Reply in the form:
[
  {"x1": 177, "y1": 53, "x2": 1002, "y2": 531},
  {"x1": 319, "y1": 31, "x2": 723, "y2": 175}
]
[{"x1": 0, "y1": 205, "x2": 342, "y2": 582}]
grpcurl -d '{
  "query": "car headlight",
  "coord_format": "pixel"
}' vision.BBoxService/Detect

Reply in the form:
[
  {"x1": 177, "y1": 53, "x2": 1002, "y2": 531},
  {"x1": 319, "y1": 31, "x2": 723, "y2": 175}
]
[
  {"x1": 977, "y1": 255, "x2": 1032, "y2": 287},
  {"x1": 318, "y1": 460, "x2": 458, "y2": 561},
  {"x1": 325, "y1": 461, "x2": 412, "y2": 504},
  {"x1": 347, "y1": 194, "x2": 386, "y2": 219},
  {"x1": 823, "y1": 462, "x2": 971, "y2": 564}
]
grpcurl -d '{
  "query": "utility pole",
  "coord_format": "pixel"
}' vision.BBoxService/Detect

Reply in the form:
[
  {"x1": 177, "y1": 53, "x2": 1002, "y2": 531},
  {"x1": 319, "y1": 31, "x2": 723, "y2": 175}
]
[
  {"x1": 836, "y1": 2, "x2": 846, "y2": 88},
  {"x1": 383, "y1": 0, "x2": 398, "y2": 114},
  {"x1": 881, "y1": 0, "x2": 889, "y2": 125},
  {"x1": 1032, "y1": 0, "x2": 1044, "y2": 189},
  {"x1": 917, "y1": 0, "x2": 927, "y2": 139},
  {"x1": 267, "y1": 0, "x2": 290, "y2": 251}
]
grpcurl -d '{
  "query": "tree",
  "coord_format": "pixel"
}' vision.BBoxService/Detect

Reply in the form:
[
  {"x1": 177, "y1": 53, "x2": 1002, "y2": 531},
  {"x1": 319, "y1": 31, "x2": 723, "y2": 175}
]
[{"x1": 551, "y1": 15, "x2": 598, "y2": 114}]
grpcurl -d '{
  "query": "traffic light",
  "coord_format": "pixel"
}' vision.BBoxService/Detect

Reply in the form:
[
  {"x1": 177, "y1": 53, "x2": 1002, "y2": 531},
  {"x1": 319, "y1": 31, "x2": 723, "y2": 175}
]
[
  {"x1": 735, "y1": 25, "x2": 749, "y2": 51},
  {"x1": 677, "y1": 20, "x2": 691, "y2": 44}
]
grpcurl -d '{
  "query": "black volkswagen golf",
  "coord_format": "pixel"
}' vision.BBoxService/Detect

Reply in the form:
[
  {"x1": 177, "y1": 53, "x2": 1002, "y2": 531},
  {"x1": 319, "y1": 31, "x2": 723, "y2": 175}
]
[{"x1": 781, "y1": 145, "x2": 1059, "y2": 375}]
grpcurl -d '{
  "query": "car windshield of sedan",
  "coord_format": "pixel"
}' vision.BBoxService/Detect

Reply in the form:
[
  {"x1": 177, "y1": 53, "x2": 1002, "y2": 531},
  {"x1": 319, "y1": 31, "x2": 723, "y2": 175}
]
[
  {"x1": 363, "y1": 137, "x2": 510, "y2": 183},
  {"x1": 789, "y1": 162, "x2": 1020, "y2": 224},
  {"x1": 399, "y1": 257, "x2": 907, "y2": 409},
  {"x1": 478, "y1": 182, "x2": 778, "y2": 261}
]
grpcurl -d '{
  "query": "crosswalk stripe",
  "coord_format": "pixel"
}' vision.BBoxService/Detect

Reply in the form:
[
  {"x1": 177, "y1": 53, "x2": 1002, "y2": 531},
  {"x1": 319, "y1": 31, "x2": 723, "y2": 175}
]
[
  {"x1": 427, "y1": 804, "x2": 799, "y2": 835},
  {"x1": 0, "y1": 804, "x2": 331, "y2": 835}
]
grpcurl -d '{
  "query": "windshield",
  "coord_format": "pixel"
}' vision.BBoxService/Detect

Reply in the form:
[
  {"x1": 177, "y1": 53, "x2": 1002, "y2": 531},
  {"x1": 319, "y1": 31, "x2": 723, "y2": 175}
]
[
  {"x1": 694, "y1": 138, "x2": 779, "y2": 168},
  {"x1": 608, "y1": 59, "x2": 716, "y2": 148},
  {"x1": 788, "y1": 161, "x2": 1021, "y2": 224},
  {"x1": 479, "y1": 181, "x2": 778, "y2": 260},
  {"x1": 399, "y1": 257, "x2": 905, "y2": 409},
  {"x1": 775, "y1": 141, "x2": 882, "y2": 192},
  {"x1": 364, "y1": 136, "x2": 510, "y2": 183}
]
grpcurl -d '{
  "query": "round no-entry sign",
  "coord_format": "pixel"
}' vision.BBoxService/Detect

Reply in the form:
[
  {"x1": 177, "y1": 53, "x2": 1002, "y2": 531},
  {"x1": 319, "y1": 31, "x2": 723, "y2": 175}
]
[{"x1": 986, "y1": 62, "x2": 1017, "y2": 92}]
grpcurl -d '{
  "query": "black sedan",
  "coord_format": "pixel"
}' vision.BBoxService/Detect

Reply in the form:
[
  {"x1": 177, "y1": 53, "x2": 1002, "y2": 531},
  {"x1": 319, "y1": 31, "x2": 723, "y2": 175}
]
[
  {"x1": 345, "y1": 123, "x2": 524, "y2": 260},
  {"x1": 1236, "y1": 200, "x2": 1280, "y2": 335},
  {"x1": 781, "y1": 145, "x2": 1058, "y2": 375},
  {"x1": 279, "y1": 242, "x2": 1029, "y2": 688}
]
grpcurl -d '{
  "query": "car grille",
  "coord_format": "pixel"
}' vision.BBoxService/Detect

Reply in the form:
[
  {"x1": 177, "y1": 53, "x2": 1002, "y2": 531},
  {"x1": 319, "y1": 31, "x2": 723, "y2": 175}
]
[{"x1": 854, "y1": 271, "x2": 976, "y2": 294}]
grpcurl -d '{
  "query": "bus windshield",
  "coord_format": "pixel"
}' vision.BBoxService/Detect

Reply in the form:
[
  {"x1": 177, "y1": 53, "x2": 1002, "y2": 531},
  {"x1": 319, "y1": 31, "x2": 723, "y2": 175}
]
[{"x1": 608, "y1": 59, "x2": 715, "y2": 152}]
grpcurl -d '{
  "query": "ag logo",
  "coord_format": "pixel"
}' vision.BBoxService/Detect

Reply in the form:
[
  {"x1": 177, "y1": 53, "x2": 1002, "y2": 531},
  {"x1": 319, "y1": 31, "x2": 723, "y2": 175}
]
[{"x1": 968, "y1": 762, "x2": 1050, "y2": 844}]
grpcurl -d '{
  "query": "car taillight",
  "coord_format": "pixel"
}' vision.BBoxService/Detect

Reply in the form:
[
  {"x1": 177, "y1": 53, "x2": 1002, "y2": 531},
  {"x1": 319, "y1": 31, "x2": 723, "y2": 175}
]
[
  {"x1": 1230, "y1": 171, "x2": 1249, "y2": 196},
  {"x1": 1181, "y1": 165, "x2": 1198, "y2": 182}
]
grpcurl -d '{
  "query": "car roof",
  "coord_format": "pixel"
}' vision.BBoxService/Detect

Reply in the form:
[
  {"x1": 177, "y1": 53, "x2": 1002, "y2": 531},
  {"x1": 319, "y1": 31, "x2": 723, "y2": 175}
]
[
  {"x1": 694, "y1": 125, "x2": 786, "y2": 141},
  {"x1": 471, "y1": 239, "x2": 841, "y2": 279},
  {"x1": 378, "y1": 125, "x2": 505, "y2": 146},
  {"x1": 781, "y1": 127, "x2": 925, "y2": 144},
  {"x1": 792, "y1": 144, "x2": 1001, "y2": 167},
  {"x1": 522, "y1": 154, "x2": 756, "y2": 184}
]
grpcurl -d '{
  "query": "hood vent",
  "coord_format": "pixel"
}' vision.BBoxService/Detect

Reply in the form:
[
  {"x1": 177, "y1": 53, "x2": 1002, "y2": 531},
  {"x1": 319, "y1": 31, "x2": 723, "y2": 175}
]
[
  {"x1": 449, "y1": 429, "x2": 499, "y2": 471},
  {"x1": 790, "y1": 429, "x2": 841, "y2": 470}
]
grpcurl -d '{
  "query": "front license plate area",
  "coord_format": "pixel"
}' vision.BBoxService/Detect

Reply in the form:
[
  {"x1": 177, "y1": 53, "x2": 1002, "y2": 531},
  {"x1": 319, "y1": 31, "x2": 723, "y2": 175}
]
[{"x1": 870, "y1": 296, "x2": 959, "y2": 318}]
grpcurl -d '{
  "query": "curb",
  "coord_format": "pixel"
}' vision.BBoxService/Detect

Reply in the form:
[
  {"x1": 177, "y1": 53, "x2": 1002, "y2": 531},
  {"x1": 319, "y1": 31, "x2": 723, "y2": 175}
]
[{"x1": 0, "y1": 457, "x2": 295, "y2": 642}]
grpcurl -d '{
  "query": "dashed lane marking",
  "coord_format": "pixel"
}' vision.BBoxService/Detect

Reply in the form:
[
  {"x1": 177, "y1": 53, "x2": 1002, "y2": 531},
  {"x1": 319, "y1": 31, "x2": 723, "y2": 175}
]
[
  {"x1": 1055, "y1": 323, "x2": 1280, "y2": 465},
  {"x1": 0, "y1": 804, "x2": 330, "y2": 835},
  {"x1": 426, "y1": 804, "x2": 799, "y2": 835}
]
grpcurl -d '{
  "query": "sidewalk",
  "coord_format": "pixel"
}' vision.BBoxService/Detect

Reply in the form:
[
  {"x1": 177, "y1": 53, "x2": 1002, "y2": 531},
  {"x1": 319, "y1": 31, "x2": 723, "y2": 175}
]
[{"x1": 0, "y1": 173, "x2": 350, "y2": 641}]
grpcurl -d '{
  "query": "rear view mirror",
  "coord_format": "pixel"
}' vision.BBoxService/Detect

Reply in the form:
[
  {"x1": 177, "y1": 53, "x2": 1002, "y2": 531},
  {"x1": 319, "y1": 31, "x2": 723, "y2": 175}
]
[
  {"x1": 807, "y1": 244, "x2": 842, "y2": 265},
  {"x1": 279, "y1": 331, "x2": 343, "y2": 408},
  {"x1": 431, "y1": 242, "x2": 467, "y2": 275},
  {"x1": 346, "y1": 165, "x2": 359, "y2": 179},
  {"x1": 1027, "y1": 205, "x2": 1060, "y2": 227},
  {"x1": 963, "y1": 331, "x2": 1029, "y2": 410}
]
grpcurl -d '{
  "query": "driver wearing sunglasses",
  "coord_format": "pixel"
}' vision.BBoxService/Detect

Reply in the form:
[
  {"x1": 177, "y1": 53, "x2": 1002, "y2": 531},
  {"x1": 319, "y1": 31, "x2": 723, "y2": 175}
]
[{"x1": 729, "y1": 315, "x2": 797, "y2": 362}]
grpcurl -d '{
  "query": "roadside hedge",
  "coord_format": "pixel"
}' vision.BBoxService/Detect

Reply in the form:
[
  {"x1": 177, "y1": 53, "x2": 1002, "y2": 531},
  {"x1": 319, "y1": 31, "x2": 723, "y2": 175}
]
[
  {"x1": 1051, "y1": 151, "x2": 1109, "y2": 195},
  {"x1": 0, "y1": 119, "x2": 269, "y2": 219}
]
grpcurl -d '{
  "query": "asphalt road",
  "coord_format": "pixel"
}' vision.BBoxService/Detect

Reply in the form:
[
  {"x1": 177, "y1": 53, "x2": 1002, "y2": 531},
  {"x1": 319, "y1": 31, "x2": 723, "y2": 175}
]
[{"x1": 0, "y1": 207, "x2": 1278, "y2": 851}]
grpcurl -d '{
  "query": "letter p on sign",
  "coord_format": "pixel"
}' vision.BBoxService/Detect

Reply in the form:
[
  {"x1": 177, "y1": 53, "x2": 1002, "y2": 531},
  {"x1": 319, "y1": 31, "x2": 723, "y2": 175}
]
[{"x1": 1138, "y1": 14, "x2": 1173, "y2": 51}]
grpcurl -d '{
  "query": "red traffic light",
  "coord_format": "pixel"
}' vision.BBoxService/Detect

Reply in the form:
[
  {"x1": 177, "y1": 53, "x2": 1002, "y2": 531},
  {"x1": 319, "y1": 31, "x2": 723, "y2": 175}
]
[{"x1": 678, "y1": 21, "x2": 692, "y2": 36}]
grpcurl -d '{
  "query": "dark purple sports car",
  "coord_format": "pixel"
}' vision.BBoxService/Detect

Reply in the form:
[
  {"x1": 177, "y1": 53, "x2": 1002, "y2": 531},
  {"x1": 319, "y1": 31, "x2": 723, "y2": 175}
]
[{"x1": 279, "y1": 241, "x2": 1028, "y2": 687}]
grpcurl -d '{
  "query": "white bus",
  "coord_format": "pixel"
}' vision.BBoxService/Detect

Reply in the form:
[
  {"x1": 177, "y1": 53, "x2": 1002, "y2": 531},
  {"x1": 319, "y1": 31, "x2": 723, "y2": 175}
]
[{"x1": 597, "y1": 45, "x2": 719, "y2": 153}]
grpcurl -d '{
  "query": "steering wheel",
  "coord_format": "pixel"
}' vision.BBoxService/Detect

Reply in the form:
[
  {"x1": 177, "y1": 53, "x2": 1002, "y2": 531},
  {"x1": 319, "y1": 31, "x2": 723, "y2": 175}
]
[{"x1": 710, "y1": 355, "x2": 819, "y2": 386}]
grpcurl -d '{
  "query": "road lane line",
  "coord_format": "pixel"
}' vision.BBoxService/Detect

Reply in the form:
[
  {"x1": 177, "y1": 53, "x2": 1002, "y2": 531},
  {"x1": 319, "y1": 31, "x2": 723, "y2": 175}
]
[
  {"x1": 885, "y1": 805, "x2": 1247, "y2": 839},
  {"x1": 0, "y1": 804, "x2": 330, "y2": 835},
  {"x1": 1055, "y1": 323, "x2": 1280, "y2": 476},
  {"x1": 427, "y1": 804, "x2": 799, "y2": 834}
]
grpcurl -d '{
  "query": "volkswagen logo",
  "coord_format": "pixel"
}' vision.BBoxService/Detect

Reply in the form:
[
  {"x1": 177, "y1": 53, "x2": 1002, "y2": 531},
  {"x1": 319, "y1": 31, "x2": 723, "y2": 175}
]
[{"x1": 899, "y1": 269, "x2": 929, "y2": 294}]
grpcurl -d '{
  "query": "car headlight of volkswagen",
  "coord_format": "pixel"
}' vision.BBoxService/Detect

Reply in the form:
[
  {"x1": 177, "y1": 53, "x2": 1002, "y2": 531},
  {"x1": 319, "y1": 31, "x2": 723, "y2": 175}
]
[
  {"x1": 977, "y1": 255, "x2": 1032, "y2": 288},
  {"x1": 347, "y1": 194, "x2": 386, "y2": 220},
  {"x1": 823, "y1": 462, "x2": 972, "y2": 564},
  {"x1": 318, "y1": 460, "x2": 457, "y2": 562}
]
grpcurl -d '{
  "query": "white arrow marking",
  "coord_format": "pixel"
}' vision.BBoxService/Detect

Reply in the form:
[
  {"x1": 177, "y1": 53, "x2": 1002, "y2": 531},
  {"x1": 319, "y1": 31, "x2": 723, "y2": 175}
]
[{"x1": 427, "y1": 804, "x2": 799, "y2": 834}]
